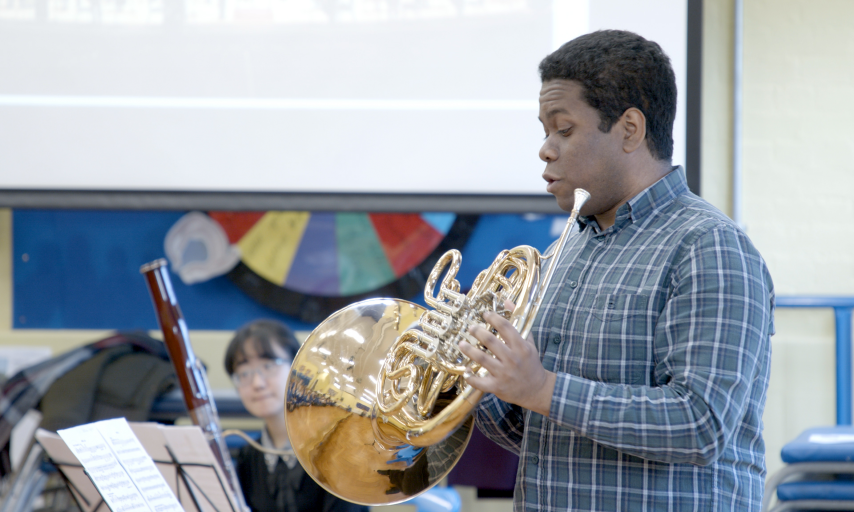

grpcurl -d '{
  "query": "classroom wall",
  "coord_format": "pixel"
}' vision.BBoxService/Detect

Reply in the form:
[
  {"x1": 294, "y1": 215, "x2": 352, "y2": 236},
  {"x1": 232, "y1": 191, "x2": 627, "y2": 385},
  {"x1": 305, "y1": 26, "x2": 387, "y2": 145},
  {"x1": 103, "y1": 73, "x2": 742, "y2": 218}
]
[
  {"x1": 740, "y1": 0, "x2": 854, "y2": 475},
  {"x1": 702, "y1": 0, "x2": 854, "y2": 476},
  {"x1": 1, "y1": 0, "x2": 853, "y2": 487}
]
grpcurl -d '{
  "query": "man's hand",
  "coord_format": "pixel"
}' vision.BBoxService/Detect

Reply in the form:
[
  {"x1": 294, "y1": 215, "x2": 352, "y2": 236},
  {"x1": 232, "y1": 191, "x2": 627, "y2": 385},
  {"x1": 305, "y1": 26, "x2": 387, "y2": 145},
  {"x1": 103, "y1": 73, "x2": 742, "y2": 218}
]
[{"x1": 458, "y1": 311, "x2": 556, "y2": 417}]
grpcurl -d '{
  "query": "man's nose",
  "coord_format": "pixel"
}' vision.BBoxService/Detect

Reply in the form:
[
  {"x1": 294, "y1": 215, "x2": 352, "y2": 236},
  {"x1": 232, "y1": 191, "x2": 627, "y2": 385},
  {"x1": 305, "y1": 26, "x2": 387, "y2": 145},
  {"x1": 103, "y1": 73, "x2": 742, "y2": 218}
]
[{"x1": 539, "y1": 139, "x2": 557, "y2": 162}]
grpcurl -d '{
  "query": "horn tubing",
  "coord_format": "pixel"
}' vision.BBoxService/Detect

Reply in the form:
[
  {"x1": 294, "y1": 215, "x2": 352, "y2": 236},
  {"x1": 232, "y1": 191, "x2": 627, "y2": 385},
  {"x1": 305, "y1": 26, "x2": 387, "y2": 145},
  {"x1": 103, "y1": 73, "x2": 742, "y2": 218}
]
[{"x1": 284, "y1": 189, "x2": 589, "y2": 505}]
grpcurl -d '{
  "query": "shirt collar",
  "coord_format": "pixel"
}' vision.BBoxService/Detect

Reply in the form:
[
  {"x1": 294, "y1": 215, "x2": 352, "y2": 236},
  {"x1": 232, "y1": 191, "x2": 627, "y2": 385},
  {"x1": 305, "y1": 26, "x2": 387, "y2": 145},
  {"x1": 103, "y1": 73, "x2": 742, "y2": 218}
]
[{"x1": 578, "y1": 165, "x2": 688, "y2": 232}]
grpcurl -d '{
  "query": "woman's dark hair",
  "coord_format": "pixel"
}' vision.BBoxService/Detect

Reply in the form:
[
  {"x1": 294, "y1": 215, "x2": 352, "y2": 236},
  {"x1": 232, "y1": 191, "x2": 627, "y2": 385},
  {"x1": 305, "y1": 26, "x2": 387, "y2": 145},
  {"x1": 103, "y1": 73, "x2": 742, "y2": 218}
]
[
  {"x1": 539, "y1": 29, "x2": 677, "y2": 161},
  {"x1": 224, "y1": 319, "x2": 301, "y2": 375}
]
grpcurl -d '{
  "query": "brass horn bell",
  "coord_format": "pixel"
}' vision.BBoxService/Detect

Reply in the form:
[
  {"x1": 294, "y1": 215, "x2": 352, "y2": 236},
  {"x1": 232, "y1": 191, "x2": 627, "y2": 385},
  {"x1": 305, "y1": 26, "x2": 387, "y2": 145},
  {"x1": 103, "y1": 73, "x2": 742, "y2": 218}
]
[{"x1": 285, "y1": 189, "x2": 591, "y2": 506}]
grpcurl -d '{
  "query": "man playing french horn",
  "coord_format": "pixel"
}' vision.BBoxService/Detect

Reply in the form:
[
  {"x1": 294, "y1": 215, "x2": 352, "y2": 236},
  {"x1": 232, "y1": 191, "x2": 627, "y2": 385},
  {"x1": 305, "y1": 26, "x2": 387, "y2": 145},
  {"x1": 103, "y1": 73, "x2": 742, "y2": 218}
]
[{"x1": 459, "y1": 30, "x2": 775, "y2": 511}]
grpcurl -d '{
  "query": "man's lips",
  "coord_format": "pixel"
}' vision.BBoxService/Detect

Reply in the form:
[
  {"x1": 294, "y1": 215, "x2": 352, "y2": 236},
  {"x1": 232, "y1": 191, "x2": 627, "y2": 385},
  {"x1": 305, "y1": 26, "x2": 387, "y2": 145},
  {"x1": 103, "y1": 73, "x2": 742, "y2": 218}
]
[{"x1": 543, "y1": 175, "x2": 560, "y2": 193}]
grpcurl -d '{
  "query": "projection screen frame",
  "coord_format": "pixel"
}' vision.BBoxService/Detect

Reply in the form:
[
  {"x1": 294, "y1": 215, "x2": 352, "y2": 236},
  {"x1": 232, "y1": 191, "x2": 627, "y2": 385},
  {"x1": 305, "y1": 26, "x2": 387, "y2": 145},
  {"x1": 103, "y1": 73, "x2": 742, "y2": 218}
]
[
  {"x1": 0, "y1": 0, "x2": 702, "y2": 213},
  {"x1": 0, "y1": 189, "x2": 567, "y2": 213}
]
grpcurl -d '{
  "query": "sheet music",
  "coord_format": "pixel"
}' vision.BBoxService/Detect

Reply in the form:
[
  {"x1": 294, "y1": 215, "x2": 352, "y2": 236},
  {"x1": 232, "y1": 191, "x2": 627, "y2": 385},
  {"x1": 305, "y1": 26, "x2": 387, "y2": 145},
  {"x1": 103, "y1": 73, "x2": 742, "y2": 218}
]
[{"x1": 58, "y1": 418, "x2": 184, "y2": 512}]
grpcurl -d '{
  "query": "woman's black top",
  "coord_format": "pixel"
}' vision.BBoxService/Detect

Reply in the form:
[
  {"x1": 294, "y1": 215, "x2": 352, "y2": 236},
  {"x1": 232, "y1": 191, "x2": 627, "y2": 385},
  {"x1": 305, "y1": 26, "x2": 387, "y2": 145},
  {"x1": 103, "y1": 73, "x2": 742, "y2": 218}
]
[{"x1": 235, "y1": 445, "x2": 369, "y2": 512}]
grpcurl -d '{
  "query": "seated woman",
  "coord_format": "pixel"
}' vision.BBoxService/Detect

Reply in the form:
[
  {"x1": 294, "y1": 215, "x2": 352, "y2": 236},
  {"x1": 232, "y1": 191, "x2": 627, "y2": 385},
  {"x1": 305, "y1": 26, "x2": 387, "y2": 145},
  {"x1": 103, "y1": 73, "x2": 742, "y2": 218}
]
[{"x1": 224, "y1": 319, "x2": 368, "y2": 512}]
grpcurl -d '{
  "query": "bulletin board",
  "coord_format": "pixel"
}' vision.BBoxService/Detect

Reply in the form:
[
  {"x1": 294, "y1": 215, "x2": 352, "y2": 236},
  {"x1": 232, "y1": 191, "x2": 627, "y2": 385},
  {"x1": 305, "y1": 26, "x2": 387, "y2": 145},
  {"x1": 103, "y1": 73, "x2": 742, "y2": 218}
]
[{"x1": 12, "y1": 210, "x2": 569, "y2": 331}]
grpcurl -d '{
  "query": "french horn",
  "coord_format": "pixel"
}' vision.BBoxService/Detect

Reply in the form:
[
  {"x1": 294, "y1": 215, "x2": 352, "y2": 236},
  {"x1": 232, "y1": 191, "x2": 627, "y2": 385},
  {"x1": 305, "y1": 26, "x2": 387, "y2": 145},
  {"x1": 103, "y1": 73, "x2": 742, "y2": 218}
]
[{"x1": 285, "y1": 189, "x2": 590, "y2": 505}]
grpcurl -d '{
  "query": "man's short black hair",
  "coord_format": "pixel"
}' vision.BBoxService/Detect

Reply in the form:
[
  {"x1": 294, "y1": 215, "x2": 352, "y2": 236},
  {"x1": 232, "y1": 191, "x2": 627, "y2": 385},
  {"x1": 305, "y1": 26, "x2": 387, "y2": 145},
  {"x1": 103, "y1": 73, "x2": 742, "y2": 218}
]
[
  {"x1": 224, "y1": 319, "x2": 301, "y2": 375},
  {"x1": 539, "y1": 30, "x2": 676, "y2": 161}
]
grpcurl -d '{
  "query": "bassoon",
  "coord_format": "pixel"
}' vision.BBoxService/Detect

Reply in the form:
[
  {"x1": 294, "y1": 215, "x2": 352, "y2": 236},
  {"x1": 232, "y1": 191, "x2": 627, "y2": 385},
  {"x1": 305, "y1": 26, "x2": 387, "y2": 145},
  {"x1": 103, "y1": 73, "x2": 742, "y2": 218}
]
[{"x1": 140, "y1": 258, "x2": 249, "y2": 512}]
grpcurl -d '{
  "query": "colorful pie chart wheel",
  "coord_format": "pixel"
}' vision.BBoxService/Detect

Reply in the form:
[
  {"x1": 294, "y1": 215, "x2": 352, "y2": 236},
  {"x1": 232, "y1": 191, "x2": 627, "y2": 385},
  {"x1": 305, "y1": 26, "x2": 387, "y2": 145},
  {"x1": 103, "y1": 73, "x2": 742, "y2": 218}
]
[{"x1": 208, "y1": 211, "x2": 458, "y2": 297}]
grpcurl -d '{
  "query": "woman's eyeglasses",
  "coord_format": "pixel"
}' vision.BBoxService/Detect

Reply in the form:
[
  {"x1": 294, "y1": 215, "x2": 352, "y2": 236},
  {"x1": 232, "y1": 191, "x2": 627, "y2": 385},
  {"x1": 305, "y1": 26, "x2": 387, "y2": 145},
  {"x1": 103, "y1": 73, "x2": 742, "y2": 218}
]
[{"x1": 231, "y1": 358, "x2": 288, "y2": 387}]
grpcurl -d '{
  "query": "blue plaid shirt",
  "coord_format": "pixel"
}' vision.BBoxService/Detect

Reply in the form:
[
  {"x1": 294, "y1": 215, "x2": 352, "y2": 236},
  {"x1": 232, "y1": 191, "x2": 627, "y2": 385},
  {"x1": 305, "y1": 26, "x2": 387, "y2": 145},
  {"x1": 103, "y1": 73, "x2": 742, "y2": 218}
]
[{"x1": 475, "y1": 168, "x2": 774, "y2": 511}]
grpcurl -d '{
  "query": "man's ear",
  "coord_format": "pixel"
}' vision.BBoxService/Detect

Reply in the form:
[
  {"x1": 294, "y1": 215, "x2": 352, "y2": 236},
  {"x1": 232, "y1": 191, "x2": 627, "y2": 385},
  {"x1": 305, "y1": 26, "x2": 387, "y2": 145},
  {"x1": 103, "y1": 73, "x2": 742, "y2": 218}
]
[{"x1": 620, "y1": 107, "x2": 646, "y2": 154}]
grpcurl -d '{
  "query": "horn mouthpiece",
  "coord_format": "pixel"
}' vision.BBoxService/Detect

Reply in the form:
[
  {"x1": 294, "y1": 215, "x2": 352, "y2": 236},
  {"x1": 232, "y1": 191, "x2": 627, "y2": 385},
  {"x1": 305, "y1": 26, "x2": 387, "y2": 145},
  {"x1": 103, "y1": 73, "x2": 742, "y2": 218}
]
[{"x1": 572, "y1": 188, "x2": 590, "y2": 216}]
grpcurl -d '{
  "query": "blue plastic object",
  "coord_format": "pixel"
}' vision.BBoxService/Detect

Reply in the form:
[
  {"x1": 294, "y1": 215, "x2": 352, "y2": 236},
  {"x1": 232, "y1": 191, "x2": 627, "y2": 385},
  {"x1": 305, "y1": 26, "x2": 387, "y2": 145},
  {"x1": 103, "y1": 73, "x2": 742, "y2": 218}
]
[
  {"x1": 777, "y1": 297, "x2": 854, "y2": 425},
  {"x1": 777, "y1": 480, "x2": 854, "y2": 501},
  {"x1": 780, "y1": 427, "x2": 854, "y2": 463},
  {"x1": 402, "y1": 487, "x2": 462, "y2": 512}
]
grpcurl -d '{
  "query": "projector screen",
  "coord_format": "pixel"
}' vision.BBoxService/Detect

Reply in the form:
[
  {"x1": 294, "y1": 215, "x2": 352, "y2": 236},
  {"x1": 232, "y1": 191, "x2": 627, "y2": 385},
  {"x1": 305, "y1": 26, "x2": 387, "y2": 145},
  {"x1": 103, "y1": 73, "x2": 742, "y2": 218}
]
[{"x1": 0, "y1": 0, "x2": 688, "y2": 198}]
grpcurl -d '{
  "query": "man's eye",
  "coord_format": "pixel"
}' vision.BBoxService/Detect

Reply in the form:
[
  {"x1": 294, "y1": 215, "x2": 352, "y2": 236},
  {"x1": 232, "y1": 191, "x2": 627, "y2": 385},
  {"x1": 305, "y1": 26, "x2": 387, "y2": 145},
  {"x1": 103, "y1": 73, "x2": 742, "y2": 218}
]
[{"x1": 558, "y1": 128, "x2": 571, "y2": 136}]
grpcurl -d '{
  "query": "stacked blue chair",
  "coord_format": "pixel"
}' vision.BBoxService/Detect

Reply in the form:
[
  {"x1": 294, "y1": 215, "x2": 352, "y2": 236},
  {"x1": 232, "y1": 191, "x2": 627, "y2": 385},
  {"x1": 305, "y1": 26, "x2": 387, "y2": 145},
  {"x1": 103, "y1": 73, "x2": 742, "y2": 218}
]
[
  {"x1": 762, "y1": 297, "x2": 854, "y2": 512},
  {"x1": 762, "y1": 427, "x2": 854, "y2": 511}
]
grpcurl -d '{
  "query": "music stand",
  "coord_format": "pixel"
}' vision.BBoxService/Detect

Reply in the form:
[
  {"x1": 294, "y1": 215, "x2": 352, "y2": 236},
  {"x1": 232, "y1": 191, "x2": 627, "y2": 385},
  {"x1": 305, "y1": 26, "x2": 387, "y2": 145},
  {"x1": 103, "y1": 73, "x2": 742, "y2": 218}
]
[{"x1": 36, "y1": 422, "x2": 240, "y2": 512}]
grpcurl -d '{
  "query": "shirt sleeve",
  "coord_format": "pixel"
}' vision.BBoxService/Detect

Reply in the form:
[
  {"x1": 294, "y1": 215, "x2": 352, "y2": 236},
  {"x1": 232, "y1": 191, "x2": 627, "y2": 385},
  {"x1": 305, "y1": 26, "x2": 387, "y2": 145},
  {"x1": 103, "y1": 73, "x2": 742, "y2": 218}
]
[
  {"x1": 547, "y1": 224, "x2": 774, "y2": 466},
  {"x1": 474, "y1": 392, "x2": 526, "y2": 455}
]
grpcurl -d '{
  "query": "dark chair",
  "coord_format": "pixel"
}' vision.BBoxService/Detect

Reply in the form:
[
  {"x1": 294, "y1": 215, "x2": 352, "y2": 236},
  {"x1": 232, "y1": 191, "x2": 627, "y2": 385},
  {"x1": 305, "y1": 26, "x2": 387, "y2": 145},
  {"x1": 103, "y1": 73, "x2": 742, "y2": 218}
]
[{"x1": 0, "y1": 333, "x2": 176, "y2": 512}]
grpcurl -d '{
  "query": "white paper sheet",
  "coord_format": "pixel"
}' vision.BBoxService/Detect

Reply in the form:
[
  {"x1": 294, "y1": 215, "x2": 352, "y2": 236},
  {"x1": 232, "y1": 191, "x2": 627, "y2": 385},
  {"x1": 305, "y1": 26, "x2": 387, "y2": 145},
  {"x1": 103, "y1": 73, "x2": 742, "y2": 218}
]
[{"x1": 58, "y1": 418, "x2": 184, "y2": 512}]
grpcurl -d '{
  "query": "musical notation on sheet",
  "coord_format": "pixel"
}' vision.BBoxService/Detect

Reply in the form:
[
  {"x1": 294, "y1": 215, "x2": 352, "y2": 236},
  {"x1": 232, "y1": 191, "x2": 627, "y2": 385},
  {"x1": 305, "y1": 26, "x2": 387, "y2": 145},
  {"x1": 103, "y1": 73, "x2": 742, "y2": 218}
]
[{"x1": 58, "y1": 418, "x2": 184, "y2": 512}]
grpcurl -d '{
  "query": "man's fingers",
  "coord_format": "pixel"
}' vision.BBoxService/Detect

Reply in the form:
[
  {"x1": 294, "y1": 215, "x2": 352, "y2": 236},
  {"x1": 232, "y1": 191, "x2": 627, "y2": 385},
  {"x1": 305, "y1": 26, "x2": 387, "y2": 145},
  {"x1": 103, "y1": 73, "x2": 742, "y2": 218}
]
[
  {"x1": 482, "y1": 311, "x2": 525, "y2": 350},
  {"x1": 461, "y1": 372, "x2": 496, "y2": 394},
  {"x1": 458, "y1": 339, "x2": 486, "y2": 363},
  {"x1": 458, "y1": 340, "x2": 501, "y2": 394},
  {"x1": 469, "y1": 324, "x2": 513, "y2": 360},
  {"x1": 458, "y1": 340, "x2": 500, "y2": 374}
]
